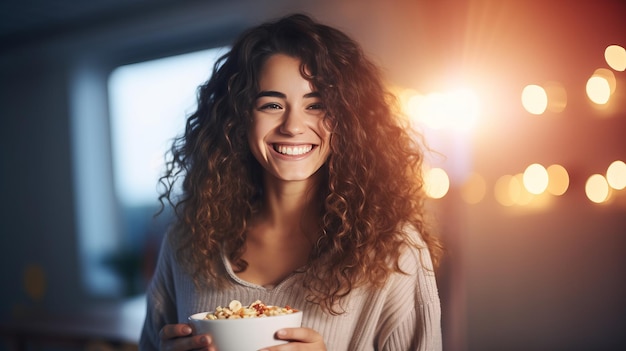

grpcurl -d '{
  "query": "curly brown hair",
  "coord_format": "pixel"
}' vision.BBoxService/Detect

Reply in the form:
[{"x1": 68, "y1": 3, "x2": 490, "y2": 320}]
[{"x1": 159, "y1": 13, "x2": 443, "y2": 314}]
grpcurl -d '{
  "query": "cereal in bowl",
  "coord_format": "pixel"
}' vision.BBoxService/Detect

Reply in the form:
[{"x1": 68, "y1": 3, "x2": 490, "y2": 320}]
[{"x1": 204, "y1": 300, "x2": 298, "y2": 320}]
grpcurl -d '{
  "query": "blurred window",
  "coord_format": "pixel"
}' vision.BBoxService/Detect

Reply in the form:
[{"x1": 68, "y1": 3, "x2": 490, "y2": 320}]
[
  {"x1": 73, "y1": 46, "x2": 227, "y2": 298},
  {"x1": 108, "y1": 48, "x2": 227, "y2": 207}
]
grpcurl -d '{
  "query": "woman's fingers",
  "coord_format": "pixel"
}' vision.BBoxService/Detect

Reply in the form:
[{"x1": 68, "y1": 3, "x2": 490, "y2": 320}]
[
  {"x1": 262, "y1": 327, "x2": 326, "y2": 350},
  {"x1": 159, "y1": 323, "x2": 214, "y2": 351},
  {"x1": 275, "y1": 327, "x2": 324, "y2": 343},
  {"x1": 159, "y1": 323, "x2": 193, "y2": 340}
]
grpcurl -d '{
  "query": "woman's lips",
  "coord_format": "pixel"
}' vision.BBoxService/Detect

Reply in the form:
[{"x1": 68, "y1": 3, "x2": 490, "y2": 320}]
[{"x1": 272, "y1": 143, "x2": 315, "y2": 156}]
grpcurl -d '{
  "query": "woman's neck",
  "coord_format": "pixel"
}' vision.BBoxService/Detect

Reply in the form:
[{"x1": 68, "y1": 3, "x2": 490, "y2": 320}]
[
  {"x1": 237, "y1": 174, "x2": 323, "y2": 286},
  {"x1": 253, "y1": 173, "x2": 323, "y2": 242}
]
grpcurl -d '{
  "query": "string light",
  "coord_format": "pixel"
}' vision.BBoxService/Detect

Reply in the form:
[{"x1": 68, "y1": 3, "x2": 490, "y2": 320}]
[{"x1": 407, "y1": 45, "x2": 623, "y2": 206}]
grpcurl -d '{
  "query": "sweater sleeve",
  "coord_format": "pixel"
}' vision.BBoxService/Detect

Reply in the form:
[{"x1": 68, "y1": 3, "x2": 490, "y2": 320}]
[
  {"x1": 380, "y1": 240, "x2": 442, "y2": 351},
  {"x1": 139, "y1": 234, "x2": 180, "y2": 350}
]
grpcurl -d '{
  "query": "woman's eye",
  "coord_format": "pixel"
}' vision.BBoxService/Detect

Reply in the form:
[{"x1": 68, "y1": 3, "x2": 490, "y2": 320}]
[
  {"x1": 259, "y1": 103, "x2": 282, "y2": 110},
  {"x1": 307, "y1": 103, "x2": 325, "y2": 110}
]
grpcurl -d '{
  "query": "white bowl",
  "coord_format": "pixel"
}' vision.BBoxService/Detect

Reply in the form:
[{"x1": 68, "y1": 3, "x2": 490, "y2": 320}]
[{"x1": 188, "y1": 310, "x2": 303, "y2": 351}]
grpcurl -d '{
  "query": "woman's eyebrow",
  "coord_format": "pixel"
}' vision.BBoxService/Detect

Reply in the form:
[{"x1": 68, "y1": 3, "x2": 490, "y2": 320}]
[
  {"x1": 304, "y1": 92, "x2": 321, "y2": 99},
  {"x1": 255, "y1": 91, "x2": 321, "y2": 99},
  {"x1": 256, "y1": 90, "x2": 285, "y2": 99}
]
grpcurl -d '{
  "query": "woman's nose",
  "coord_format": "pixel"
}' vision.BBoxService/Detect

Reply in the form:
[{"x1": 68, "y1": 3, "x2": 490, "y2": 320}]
[{"x1": 279, "y1": 108, "x2": 306, "y2": 135}]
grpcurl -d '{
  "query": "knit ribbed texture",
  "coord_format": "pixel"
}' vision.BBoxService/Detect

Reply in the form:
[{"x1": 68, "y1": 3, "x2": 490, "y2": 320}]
[{"x1": 139, "y1": 230, "x2": 442, "y2": 351}]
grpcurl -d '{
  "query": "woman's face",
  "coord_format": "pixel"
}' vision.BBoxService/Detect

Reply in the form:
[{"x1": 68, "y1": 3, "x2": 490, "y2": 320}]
[{"x1": 248, "y1": 54, "x2": 331, "y2": 183}]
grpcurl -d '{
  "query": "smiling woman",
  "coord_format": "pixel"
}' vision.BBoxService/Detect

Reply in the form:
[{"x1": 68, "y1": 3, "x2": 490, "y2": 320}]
[{"x1": 140, "y1": 13, "x2": 443, "y2": 351}]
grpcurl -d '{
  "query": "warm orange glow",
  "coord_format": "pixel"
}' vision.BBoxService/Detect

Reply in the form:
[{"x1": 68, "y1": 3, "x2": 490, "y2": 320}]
[
  {"x1": 606, "y1": 160, "x2": 626, "y2": 190},
  {"x1": 523, "y1": 163, "x2": 548, "y2": 195},
  {"x1": 461, "y1": 172, "x2": 486, "y2": 204},
  {"x1": 447, "y1": 89, "x2": 480, "y2": 131},
  {"x1": 546, "y1": 164, "x2": 569, "y2": 196},
  {"x1": 424, "y1": 167, "x2": 450, "y2": 199},
  {"x1": 394, "y1": 87, "x2": 420, "y2": 122},
  {"x1": 585, "y1": 174, "x2": 610, "y2": 203},
  {"x1": 521, "y1": 85, "x2": 547, "y2": 115},
  {"x1": 416, "y1": 93, "x2": 446, "y2": 129},
  {"x1": 406, "y1": 93, "x2": 426, "y2": 123},
  {"x1": 407, "y1": 89, "x2": 480, "y2": 132},
  {"x1": 605, "y1": 45, "x2": 626, "y2": 71}
]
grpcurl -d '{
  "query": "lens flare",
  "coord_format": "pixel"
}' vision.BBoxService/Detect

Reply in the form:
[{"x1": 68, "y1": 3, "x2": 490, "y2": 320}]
[{"x1": 407, "y1": 89, "x2": 480, "y2": 132}]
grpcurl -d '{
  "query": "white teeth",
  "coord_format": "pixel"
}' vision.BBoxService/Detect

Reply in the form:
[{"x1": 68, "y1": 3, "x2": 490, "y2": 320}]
[{"x1": 275, "y1": 144, "x2": 313, "y2": 156}]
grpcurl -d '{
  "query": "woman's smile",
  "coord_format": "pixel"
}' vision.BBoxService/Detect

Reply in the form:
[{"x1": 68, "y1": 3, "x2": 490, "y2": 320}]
[{"x1": 272, "y1": 143, "x2": 316, "y2": 156}]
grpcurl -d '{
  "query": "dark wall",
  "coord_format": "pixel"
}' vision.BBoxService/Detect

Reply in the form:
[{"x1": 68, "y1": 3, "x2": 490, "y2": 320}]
[{"x1": 0, "y1": 50, "x2": 83, "y2": 309}]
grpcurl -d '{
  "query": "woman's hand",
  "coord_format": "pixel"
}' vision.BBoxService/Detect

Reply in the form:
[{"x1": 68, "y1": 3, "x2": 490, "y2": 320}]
[
  {"x1": 260, "y1": 327, "x2": 327, "y2": 351},
  {"x1": 159, "y1": 323, "x2": 215, "y2": 351}
]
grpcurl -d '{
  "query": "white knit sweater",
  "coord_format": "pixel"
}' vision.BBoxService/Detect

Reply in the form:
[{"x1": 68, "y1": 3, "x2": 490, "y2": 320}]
[{"x1": 139, "y1": 230, "x2": 442, "y2": 351}]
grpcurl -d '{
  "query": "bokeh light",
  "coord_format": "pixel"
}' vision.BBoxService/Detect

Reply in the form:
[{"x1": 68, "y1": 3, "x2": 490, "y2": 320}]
[
  {"x1": 605, "y1": 45, "x2": 626, "y2": 71},
  {"x1": 23, "y1": 264, "x2": 46, "y2": 301},
  {"x1": 522, "y1": 85, "x2": 548, "y2": 115},
  {"x1": 544, "y1": 81, "x2": 568, "y2": 113},
  {"x1": 461, "y1": 172, "x2": 487, "y2": 204},
  {"x1": 593, "y1": 68, "x2": 617, "y2": 95},
  {"x1": 424, "y1": 167, "x2": 450, "y2": 199},
  {"x1": 606, "y1": 160, "x2": 626, "y2": 190},
  {"x1": 495, "y1": 175, "x2": 515, "y2": 207},
  {"x1": 586, "y1": 75, "x2": 611, "y2": 105},
  {"x1": 585, "y1": 174, "x2": 610, "y2": 203},
  {"x1": 523, "y1": 163, "x2": 549, "y2": 195},
  {"x1": 513, "y1": 173, "x2": 534, "y2": 205},
  {"x1": 546, "y1": 164, "x2": 569, "y2": 196}
]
